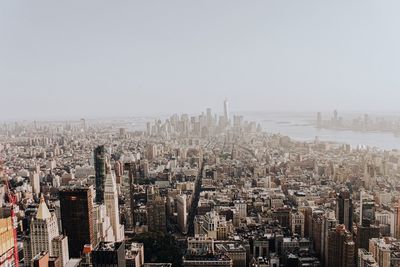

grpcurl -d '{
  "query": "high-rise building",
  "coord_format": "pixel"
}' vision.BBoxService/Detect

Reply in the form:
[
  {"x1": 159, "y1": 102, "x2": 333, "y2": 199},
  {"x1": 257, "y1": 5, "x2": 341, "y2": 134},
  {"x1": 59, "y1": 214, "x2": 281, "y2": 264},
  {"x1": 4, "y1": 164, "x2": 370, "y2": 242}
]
[
  {"x1": 104, "y1": 172, "x2": 123, "y2": 241},
  {"x1": 147, "y1": 186, "x2": 166, "y2": 233},
  {"x1": 30, "y1": 195, "x2": 60, "y2": 257},
  {"x1": 355, "y1": 224, "x2": 380, "y2": 251},
  {"x1": 93, "y1": 203, "x2": 115, "y2": 244},
  {"x1": 114, "y1": 161, "x2": 123, "y2": 184},
  {"x1": 223, "y1": 98, "x2": 229, "y2": 122},
  {"x1": 30, "y1": 171, "x2": 40, "y2": 196},
  {"x1": 23, "y1": 236, "x2": 32, "y2": 266},
  {"x1": 290, "y1": 210, "x2": 305, "y2": 237},
  {"x1": 360, "y1": 191, "x2": 376, "y2": 227},
  {"x1": 59, "y1": 186, "x2": 95, "y2": 258},
  {"x1": 146, "y1": 144, "x2": 157, "y2": 161},
  {"x1": 92, "y1": 241, "x2": 126, "y2": 267},
  {"x1": 337, "y1": 188, "x2": 353, "y2": 231},
  {"x1": 51, "y1": 235, "x2": 69, "y2": 267},
  {"x1": 126, "y1": 242, "x2": 144, "y2": 267},
  {"x1": 0, "y1": 216, "x2": 17, "y2": 266},
  {"x1": 368, "y1": 238, "x2": 391, "y2": 267},
  {"x1": 394, "y1": 199, "x2": 400, "y2": 239},
  {"x1": 94, "y1": 145, "x2": 107, "y2": 203},
  {"x1": 327, "y1": 224, "x2": 356, "y2": 267},
  {"x1": 177, "y1": 194, "x2": 188, "y2": 234},
  {"x1": 358, "y1": 249, "x2": 378, "y2": 267}
]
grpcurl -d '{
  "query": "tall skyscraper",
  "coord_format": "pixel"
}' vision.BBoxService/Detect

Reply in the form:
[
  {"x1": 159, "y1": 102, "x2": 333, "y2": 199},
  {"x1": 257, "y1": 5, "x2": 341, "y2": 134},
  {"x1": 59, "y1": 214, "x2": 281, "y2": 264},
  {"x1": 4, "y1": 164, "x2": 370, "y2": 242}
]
[
  {"x1": 93, "y1": 203, "x2": 115, "y2": 244},
  {"x1": 327, "y1": 224, "x2": 356, "y2": 267},
  {"x1": 30, "y1": 195, "x2": 60, "y2": 257},
  {"x1": 336, "y1": 188, "x2": 353, "y2": 231},
  {"x1": 177, "y1": 194, "x2": 187, "y2": 234},
  {"x1": 104, "y1": 172, "x2": 123, "y2": 241},
  {"x1": 94, "y1": 145, "x2": 107, "y2": 203},
  {"x1": 395, "y1": 199, "x2": 400, "y2": 239},
  {"x1": 30, "y1": 171, "x2": 40, "y2": 196},
  {"x1": 59, "y1": 186, "x2": 95, "y2": 258},
  {"x1": 360, "y1": 191, "x2": 375, "y2": 227},
  {"x1": 114, "y1": 161, "x2": 123, "y2": 184},
  {"x1": 223, "y1": 98, "x2": 229, "y2": 122}
]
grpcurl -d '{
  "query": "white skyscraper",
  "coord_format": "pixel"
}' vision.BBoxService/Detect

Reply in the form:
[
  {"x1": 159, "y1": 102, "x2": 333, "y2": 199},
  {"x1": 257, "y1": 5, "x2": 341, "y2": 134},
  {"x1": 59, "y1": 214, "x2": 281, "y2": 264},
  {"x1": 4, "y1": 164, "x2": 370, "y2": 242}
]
[
  {"x1": 223, "y1": 98, "x2": 229, "y2": 121},
  {"x1": 104, "y1": 172, "x2": 123, "y2": 241},
  {"x1": 30, "y1": 171, "x2": 40, "y2": 196},
  {"x1": 30, "y1": 195, "x2": 59, "y2": 257},
  {"x1": 93, "y1": 203, "x2": 115, "y2": 244}
]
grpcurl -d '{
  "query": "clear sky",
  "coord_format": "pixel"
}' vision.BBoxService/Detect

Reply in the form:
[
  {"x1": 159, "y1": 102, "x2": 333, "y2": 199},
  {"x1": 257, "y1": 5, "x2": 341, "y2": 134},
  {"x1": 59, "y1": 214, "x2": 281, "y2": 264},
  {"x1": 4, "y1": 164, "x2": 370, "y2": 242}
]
[{"x1": 1, "y1": 0, "x2": 399, "y2": 120}]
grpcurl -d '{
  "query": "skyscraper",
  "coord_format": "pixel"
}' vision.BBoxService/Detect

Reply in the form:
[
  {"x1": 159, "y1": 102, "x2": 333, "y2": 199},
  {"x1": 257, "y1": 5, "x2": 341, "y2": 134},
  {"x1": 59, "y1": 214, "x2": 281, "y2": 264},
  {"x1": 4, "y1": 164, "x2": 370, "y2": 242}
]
[
  {"x1": 395, "y1": 199, "x2": 400, "y2": 239},
  {"x1": 327, "y1": 224, "x2": 356, "y2": 267},
  {"x1": 94, "y1": 145, "x2": 107, "y2": 203},
  {"x1": 0, "y1": 216, "x2": 18, "y2": 266},
  {"x1": 104, "y1": 172, "x2": 123, "y2": 241},
  {"x1": 336, "y1": 188, "x2": 353, "y2": 231},
  {"x1": 59, "y1": 186, "x2": 95, "y2": 258},
  {"x1": 30, "y1": 195, "x2": 60, "y2": 257},
  {"x1": 177, "y1": 194, "x2": 187, "y2": 234},
  {"x1": 360, "y1": 191, "x2": 375, "y2": 227},
  {"x1": 51, "y1": 235, "x2": 69, "y2": 267},
  {"x1": 147, "y1": 186, "x2": 167, "y2": 233},
  {"x1": 93, "y1": 203, "x2": 115, "y2": 244},
  {"x1": 223, "y1": 98, "x2": 229, "y2": 122}
]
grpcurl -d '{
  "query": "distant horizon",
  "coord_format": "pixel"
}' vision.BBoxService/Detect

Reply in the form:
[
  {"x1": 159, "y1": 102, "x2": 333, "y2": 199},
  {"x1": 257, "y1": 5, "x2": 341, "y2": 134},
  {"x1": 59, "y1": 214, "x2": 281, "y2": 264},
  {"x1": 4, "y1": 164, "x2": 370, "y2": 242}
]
[{"x1": 1, "y1": 108, "x2": 400, "y2": 123}]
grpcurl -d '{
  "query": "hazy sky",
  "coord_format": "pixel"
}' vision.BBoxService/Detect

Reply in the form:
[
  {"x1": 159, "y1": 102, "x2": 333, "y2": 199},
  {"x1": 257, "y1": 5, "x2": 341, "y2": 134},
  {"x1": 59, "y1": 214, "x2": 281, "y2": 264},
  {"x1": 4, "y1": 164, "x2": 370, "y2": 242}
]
[{"x1": 1, "y1": 0, "x2": 400, "y2": 120}]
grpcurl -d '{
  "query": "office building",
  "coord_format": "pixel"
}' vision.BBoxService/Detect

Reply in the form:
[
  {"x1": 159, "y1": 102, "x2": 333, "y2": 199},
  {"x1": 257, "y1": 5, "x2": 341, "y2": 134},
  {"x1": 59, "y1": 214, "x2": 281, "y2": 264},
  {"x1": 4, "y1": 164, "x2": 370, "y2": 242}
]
[
  {"x1": 30, "y1": 195, "x2": 59, "y2": 257},
  {"x1": 337, "y1": 188, "x2": 353, "y2": 231},
  {"x1": 327, "y1": 224, "x2": 356, "y2": 267},
  {"x1": 59, "y1": 186, "x2": 95, "y2": 258},
  {"x1": 94, "y1": 145, "x2": 107, "y2": 203},
  {"x1": 92, "y1": 241, "x2": 126, "y2": 267},
  {"x1": 51, "y1": 235, "x2": 69, "y2": 267},
  {"x1": 104, "y1": 172, "x2": 123, "y2": 241},
  {"x1": 290, "y1": 210, "x2": 305, "y2": 237},
  {"x1": 93, "y1": 203, "x2": 115, "y2": 244},
  {"x1": 125, "y1": 242, "x2": 144, "y2": 267},
  {"x1": 177, "y1": 194, "x2": 188, "y2": 234},
  {"x1": 147, "y1": 186, "x2": 166, "y2": 233},
  {"x1": 224, "y1": 98, "x2": 229, "y2": 122},
  {"x1": 0, "y1": 216, "x2": 17, "y2": 266}
]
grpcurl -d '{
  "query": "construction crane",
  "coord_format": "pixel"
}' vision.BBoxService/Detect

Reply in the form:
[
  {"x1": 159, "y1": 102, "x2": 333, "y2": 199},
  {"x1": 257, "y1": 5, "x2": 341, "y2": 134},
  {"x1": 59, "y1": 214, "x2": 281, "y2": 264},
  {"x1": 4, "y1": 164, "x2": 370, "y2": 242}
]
[{"x1": 0, "y1": 160, "x2": 19, "y2": 267}]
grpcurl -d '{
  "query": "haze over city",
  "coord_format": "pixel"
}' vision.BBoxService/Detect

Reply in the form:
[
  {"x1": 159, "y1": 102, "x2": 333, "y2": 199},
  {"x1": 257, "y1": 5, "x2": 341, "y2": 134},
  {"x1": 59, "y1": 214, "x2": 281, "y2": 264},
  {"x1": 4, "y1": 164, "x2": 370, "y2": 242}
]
[
  {"x1": 2, "y1": 0, "x2": 400, "y2": 120},
  {"x1": 2, "y1": 1, "x2": 400, "y2": 267}
]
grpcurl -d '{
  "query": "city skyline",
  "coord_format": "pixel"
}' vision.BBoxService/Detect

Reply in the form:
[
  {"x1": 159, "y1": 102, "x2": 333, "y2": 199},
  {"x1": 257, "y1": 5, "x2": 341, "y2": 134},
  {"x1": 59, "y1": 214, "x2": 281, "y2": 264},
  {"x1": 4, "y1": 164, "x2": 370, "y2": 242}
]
[{"x1": 2, "y1": 1, "x2": 400, "y2": 267}]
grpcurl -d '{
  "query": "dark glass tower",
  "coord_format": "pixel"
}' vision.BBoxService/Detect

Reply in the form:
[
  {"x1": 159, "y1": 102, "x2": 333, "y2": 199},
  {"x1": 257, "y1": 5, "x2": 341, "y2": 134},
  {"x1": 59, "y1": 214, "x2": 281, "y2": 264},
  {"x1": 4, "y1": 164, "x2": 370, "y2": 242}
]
[
  {"x1": 94, "y1": 145, "x2": 107, "y2": 203},
  {"x1": 59, "y1": 186, "x2": 94, "y2": 258},
  {"x1": 337, "y1": 188, "x2": 353, "y2": 231}
]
